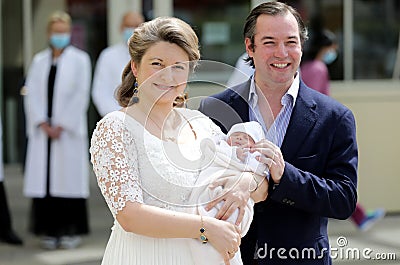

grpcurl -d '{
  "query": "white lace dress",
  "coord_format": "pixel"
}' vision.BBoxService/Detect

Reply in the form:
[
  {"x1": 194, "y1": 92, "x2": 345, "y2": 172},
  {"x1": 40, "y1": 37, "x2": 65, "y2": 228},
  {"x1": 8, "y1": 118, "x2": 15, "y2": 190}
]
[{"x1": 90, "y1": 109, "x2": 224, "y2": 265}]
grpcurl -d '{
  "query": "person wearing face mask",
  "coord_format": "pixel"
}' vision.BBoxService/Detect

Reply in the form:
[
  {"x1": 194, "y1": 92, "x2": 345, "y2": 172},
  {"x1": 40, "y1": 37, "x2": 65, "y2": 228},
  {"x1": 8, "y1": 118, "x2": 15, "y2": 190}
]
[
  {"x1": 23, "y1": 10, "x2": 91, "y2": 250},
  {"x1": 299, "y1": 19, "x2": 338, "y2": 97},
  {"x1": 92, "y1": 11, "x2": 145, "y2": 117}
]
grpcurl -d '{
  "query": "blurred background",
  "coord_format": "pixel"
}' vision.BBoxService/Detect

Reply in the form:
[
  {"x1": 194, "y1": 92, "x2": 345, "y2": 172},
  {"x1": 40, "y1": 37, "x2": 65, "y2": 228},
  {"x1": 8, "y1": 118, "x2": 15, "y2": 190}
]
[{"x1": 0, "y1": 0, "x2": 399, "y2": 238}]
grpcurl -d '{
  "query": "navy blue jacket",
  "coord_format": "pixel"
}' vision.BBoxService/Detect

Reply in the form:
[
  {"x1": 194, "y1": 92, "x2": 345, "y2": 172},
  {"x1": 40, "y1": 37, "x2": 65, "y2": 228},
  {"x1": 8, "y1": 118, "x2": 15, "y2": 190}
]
[{"x1": 199, "y1": 79, "x2": 358, "y2": 265}]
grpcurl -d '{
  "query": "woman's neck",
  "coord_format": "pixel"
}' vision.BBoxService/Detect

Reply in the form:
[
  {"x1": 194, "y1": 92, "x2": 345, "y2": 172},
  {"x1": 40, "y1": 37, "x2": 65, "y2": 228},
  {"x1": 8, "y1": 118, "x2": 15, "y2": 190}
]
[{"x1": 136, "y1": 101, "x2": 173, "y2": 122}]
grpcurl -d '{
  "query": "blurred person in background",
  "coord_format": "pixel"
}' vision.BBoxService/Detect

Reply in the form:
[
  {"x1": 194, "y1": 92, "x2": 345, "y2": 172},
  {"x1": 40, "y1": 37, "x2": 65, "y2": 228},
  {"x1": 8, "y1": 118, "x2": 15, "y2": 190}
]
[
  {"x1": 23, "y1": 10, "x2": 91, "y2": 250},
  {"x1": 300, "y1": 17, "x2": 385, "y2": 231},
  {"x1": 299, "y1": 26, "x2": 337, "y2": 96},
  {"x1": 92, "y1": 11, "x2": 145, "y2": 117},
  {"x1": 0, "y1": 117, "x2": 23, "y2": 245}
]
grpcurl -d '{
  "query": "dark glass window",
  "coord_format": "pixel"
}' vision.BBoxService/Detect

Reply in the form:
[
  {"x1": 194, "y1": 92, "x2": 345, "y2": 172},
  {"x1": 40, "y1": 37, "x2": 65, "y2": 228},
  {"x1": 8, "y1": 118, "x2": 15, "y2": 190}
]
[
  {"x1": 174, "y1": 0, "x2": 250, "y2": 66},
  {"x1": 174, "y1": 0, "x2": 400, "y2": 80},
  {"x1": 353, "y1": 0, "x2": 400, "y2": 79}
]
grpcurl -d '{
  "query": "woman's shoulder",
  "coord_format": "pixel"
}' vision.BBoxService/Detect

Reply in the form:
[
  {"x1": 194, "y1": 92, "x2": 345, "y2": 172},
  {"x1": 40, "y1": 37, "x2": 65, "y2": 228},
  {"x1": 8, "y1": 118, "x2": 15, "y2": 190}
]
[
  {"x1": 94, "y1": 111, "x2": 129, "y2": 132},
  {"x1": 102, "y1": 110, "x2": 126, "y2": 121},
  {"x1": 63, "y1": 46, "x2": 91, "y2": 63},
  {"x1": 301, "y1": 60, "x2": 327, "y2": 74},
  {"x1": 32, "y1": 49, "x2": 51, "y2": 63},
  {"x1": 91, "y1": 111, "x2": 142, "y2": 149}
]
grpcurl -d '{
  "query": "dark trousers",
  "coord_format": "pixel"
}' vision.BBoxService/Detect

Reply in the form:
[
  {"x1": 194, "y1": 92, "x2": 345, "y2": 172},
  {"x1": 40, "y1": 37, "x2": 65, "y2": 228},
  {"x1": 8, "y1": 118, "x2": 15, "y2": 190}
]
[{"x1": 0, "y1": 181, "x2": 12, "y2": 234}]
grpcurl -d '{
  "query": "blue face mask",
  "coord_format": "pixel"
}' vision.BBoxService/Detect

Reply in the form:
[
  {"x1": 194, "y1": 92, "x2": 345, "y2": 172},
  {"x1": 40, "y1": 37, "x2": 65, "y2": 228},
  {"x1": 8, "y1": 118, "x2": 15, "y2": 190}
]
[
  {"x1": 322, "y1": 50, "x2": 337, "y2": 65},
  {"x1": 49, "y1": 33, "x2": 71, "y2": 49},
  {"x1": 123, "y1": 27, "x2": 135, "y2": 44}
]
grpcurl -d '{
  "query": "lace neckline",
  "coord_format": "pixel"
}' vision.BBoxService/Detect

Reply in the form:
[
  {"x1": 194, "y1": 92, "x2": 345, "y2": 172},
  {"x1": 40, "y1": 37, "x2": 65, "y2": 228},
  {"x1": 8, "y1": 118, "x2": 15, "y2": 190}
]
[{"x1": 116, "y1": 109, "x2": 196, "y2": 144}]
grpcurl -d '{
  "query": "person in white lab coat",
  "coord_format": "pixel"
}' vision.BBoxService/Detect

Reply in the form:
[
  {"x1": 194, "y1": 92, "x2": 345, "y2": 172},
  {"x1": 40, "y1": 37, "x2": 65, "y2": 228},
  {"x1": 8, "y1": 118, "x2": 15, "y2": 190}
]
[
  {"x1": 23, "y1": 11, "x2": 91, "y2": 250},
  {"x1": 92, "y1": 11, "x2": 144, "y2": 116},
  {"x1": 0, "y1": 117, "x2": 23, "y2": 245}
]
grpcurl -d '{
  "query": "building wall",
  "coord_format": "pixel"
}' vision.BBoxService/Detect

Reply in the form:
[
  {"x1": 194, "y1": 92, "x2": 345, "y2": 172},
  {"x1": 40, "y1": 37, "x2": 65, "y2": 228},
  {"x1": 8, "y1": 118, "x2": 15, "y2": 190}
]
[{"x1": 331, "y1": 80, "x2": 400, "y2": 212}]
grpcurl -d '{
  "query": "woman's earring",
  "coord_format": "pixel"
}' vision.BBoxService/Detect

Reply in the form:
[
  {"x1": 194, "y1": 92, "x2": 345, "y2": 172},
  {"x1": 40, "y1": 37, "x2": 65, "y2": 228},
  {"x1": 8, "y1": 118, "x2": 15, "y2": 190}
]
[
  {"x1": 173, "y1": 92, "x2": 188, "y2": 108},
  {"x1": 131, "y1": 81, "x2": 139, "y2": 104}
]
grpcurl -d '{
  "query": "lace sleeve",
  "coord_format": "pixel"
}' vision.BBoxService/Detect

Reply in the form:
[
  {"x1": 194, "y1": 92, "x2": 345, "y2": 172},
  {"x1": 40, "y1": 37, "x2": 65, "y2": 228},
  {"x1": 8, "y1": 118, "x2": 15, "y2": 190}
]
[{"x1": 90, "y1": 116, "x2": 143, "y2": 217}]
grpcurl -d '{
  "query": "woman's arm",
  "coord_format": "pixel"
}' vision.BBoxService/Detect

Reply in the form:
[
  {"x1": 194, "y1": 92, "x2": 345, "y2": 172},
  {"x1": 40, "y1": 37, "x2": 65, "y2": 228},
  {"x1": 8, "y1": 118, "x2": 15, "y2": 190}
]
[
  {"x1": 249, "y1": 173, "x2": 268, "y2": 203},
  {"x1": 117, "y1": 201, "x2": 241, "y2": 257}
]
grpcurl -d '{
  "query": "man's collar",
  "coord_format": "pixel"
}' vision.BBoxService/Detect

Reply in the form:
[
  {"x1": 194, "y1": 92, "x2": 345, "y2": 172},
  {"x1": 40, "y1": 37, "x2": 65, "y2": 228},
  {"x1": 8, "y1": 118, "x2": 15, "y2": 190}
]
[{"x1": 249, "y1": 72, "x2": 300, "y2": 107}]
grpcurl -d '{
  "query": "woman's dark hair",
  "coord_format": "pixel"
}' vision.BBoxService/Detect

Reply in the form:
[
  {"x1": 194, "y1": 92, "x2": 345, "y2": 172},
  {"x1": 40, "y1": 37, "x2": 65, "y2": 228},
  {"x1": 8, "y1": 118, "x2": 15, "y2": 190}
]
[
  {"x1": 302, "y1": 29, "x2": 336, "y2": 63},
  {"x1": 301, "y1": 15, "x2": 336, "y2": 63}
]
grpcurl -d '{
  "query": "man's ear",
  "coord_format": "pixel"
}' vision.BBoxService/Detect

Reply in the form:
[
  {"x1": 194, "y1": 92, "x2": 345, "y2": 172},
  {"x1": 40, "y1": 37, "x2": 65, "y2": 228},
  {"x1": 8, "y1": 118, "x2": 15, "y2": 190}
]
[{"x1": 245, "y1": 38, "x2": 255, "y2": 55}]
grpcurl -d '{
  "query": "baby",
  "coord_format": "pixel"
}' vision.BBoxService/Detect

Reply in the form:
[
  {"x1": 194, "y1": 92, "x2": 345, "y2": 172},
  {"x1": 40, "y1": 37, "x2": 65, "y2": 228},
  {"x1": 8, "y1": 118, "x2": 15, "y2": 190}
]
[
  {"x1": 189, "y1": 121, "x2": 267, "y2": 265},
  {"x1": 220, "y1": 121, "x2": 268, "y2": 176}
]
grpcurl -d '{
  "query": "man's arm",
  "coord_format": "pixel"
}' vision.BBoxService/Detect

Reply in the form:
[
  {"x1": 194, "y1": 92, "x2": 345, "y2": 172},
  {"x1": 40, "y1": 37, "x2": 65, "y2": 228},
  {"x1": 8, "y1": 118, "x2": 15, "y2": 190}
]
[{"x1": 267, "y1": 109, "x2": 358, "y2": 219}]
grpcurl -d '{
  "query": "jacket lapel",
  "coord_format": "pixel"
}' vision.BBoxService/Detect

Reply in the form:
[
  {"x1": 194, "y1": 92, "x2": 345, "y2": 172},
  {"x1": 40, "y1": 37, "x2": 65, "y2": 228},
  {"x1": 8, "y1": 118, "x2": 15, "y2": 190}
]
[
  {"x1": 228, "y1": 80, "x2": 251, "y2": 123},
  {"x1": 281, "y1": 84, "x2": 318, "y2": 161}
]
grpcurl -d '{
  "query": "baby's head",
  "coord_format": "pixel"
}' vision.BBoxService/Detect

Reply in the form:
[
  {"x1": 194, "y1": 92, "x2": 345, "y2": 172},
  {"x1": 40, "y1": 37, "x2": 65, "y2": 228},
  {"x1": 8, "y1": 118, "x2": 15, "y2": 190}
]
[
  {"x1": 226, "y1": 121, "x2": 264, "y2": 147},
  {"x1": 227, "y1": 131, "x2": 255, "y2": 147}
]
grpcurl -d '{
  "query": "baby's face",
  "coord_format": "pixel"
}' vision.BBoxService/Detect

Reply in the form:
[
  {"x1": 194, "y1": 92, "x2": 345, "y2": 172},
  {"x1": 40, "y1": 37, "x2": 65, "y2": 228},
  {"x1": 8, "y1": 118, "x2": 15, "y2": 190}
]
[{"x1": 227, "y1": 132, "x2": 255, "y2": 147}]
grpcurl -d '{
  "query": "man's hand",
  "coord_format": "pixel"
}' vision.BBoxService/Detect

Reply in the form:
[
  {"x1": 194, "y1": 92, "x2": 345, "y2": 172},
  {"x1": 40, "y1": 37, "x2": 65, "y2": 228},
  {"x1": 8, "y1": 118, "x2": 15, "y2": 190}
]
[{"x1": 251, "y1": 139, "x2": 284, "y2": 184}]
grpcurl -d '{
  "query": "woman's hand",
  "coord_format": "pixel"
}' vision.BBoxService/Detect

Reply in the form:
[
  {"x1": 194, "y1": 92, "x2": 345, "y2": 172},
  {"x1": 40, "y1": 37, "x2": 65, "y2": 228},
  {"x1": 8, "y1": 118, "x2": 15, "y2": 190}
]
[
  {"x1": 206, "y1": 172, "x2": 253, "y2": 225},
  {"x1": 39, "y1": 122, "x2": 63, "y2": 139},
  {"x1": 203, "y1": 216, "x2": 241, "y2": 264}
]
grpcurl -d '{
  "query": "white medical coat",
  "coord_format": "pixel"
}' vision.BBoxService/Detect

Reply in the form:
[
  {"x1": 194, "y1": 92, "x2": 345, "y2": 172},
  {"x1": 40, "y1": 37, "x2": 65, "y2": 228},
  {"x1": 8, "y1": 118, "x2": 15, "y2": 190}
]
[
  {"x1": 0, "y1": 118, "x2": 3, "y2": 182},
  {"x1": 92, "y1": 43, "x2": 129, "y2": 116},
  {"x1": 23, "y1": 46, "x2": 91, "y2": 198}
]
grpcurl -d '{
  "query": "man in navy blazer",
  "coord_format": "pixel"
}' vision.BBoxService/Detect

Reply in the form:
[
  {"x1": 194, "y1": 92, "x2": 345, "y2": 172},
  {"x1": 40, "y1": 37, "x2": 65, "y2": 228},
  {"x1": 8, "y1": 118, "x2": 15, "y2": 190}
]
[{"x1": 199, "y1": 2, "x2": 358, "y2": 265}]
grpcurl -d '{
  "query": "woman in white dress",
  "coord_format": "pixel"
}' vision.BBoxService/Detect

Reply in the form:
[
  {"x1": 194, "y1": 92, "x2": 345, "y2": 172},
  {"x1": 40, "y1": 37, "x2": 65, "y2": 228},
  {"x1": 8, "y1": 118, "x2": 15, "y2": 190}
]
[{"x1": 90, "y1": 17, "x2": 268, "y2": 265}]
